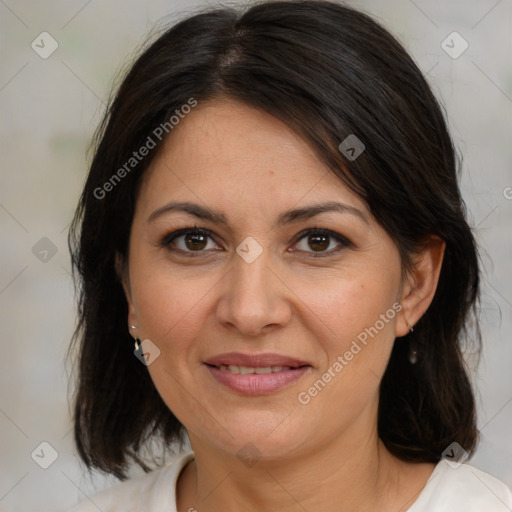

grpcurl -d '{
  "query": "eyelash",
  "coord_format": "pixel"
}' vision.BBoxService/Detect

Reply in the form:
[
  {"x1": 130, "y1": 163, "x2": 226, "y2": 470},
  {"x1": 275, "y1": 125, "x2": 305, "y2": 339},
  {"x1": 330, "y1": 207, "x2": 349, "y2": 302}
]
[{"x1": 159, "y1": 226, "x2": 351, "y2": 258}]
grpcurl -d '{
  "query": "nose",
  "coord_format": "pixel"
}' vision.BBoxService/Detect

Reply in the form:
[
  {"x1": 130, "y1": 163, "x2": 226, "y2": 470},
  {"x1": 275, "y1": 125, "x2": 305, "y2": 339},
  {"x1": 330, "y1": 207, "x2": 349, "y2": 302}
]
[{"x1": 215, "y1": 246, "x2": 292, "y2": 337}]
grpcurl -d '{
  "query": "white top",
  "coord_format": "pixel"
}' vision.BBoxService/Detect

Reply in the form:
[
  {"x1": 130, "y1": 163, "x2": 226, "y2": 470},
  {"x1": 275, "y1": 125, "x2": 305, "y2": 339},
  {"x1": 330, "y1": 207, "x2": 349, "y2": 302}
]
[{"x1": 69, "y1": 451, "x2": 512, "y2": 511}]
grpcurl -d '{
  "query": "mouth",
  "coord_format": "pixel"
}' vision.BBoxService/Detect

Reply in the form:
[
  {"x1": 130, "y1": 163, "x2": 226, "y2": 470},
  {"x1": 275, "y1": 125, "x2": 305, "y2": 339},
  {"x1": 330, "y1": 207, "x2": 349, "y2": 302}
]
[
  {"x1": 208, "y1": 364, "x2": 305, "y2": 374},
  {"x1": 204, "y1": 351, "x2": 311, "y2": 369},
  {"x1": 203, "y1": 352, "x2": 312, "y2": 395}
]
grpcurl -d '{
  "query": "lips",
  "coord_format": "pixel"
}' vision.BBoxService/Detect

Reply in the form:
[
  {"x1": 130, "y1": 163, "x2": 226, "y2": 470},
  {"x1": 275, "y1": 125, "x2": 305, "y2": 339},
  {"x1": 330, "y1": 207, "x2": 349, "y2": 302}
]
[{"x1": 203, "y1": 352, "x2": 312, "y2": 395}]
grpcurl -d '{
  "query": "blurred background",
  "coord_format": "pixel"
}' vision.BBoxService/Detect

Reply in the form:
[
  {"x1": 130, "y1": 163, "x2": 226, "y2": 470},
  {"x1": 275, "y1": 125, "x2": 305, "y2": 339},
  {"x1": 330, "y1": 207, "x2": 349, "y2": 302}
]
[{"x1": 0, "y1": 0, "x2": 511, "y2": 510}]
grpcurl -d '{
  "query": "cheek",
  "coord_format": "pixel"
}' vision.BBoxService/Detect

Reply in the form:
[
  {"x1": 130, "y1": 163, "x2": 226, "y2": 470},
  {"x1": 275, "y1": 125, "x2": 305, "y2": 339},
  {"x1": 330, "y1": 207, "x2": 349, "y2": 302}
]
[
  {"x1": 291, "y1": 270, "x2": 400, "y2": 403},
  {"x1": 291, "y1": 268, "x2": 399, "y2": 349},
  {"x1": 129, "y1": 264, "x2": 216, "y2": 426},
  {"x1": 130, "y1": 257, "x2": 214, "y2": 347}
]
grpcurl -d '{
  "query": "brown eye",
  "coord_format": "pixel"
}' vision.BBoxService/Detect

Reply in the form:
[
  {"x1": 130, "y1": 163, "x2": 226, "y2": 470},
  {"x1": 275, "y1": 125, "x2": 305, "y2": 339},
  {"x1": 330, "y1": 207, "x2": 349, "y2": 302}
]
[
  {"x1": 161, "y1": 228, "x2": 219, "y2": 255},
  {"x1": 307, "y1": 234, "x2": 330, "y2": 252},
  {"x1": 184, "y1": 231, "x2": 208, "y2": 251},
  {"x1": 293, "y1": 229, "x2": 350, "y2": 256}
]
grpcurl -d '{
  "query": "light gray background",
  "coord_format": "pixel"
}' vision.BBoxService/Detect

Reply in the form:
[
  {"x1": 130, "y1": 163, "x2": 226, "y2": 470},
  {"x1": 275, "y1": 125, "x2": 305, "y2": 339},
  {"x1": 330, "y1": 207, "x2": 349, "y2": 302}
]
[{"x1": 0, "y1": 1, "x2": 511, "y2": 511}]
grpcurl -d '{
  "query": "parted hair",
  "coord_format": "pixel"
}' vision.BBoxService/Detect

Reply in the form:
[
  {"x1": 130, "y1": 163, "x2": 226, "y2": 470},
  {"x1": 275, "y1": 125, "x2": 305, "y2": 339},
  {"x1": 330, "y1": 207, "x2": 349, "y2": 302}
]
[{"x1": 69, "y1": 0, "x2": 481, "y2": 479}]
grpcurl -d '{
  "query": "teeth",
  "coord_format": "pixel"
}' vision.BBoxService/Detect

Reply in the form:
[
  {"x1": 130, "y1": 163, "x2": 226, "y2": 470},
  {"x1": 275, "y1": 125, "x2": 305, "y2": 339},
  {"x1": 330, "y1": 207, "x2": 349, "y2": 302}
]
[
  {"x1": 217, "y1": 365, "x2": 292, "y2": 374},
  {"x1": 255, "y1": 367, "x2": 272, "y2": 374}
]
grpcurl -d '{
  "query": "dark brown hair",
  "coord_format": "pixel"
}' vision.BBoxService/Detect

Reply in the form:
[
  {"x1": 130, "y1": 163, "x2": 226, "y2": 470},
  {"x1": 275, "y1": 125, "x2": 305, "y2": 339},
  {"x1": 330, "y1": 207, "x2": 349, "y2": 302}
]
[{"x1": 69, "y1": 0, "x2": 480, "y2": 480}]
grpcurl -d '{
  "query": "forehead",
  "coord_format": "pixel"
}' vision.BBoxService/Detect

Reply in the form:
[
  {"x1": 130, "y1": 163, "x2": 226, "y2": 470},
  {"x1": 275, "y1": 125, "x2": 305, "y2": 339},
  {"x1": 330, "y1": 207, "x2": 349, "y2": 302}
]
[{"x1": 137, "y1": 98, "x2": 368, "y2": 217}]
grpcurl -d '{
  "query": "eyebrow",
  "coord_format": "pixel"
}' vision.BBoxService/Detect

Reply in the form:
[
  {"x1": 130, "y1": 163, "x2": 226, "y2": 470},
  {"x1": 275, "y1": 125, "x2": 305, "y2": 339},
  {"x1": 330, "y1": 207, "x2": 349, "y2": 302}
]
[{"x1": 147, "y1": 200, "x2": 369, "y2": 226}]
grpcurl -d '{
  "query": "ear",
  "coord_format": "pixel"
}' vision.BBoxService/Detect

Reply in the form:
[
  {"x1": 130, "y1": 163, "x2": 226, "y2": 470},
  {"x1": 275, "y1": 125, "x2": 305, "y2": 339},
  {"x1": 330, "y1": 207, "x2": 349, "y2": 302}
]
[
  {"x1": 115, "y1": 252, "x2": 138, "y2": 328},
  {"x1": 395, "y1": 235, "x2": 446, "y2": 337}
]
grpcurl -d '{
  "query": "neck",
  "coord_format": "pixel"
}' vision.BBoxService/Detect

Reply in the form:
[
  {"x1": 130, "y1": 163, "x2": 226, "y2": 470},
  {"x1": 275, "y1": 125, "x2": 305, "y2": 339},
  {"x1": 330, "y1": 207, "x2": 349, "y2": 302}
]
[{"x1": 177, "y1": 419, "x2": 432, "y2": 512}]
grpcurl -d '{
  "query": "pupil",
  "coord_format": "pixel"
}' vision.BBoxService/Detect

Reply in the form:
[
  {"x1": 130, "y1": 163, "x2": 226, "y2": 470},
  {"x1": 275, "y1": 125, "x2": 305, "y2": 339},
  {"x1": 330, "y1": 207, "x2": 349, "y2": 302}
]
[
  {"x1": 186, "y1": 232, "x2": 207, "y2": 250},
  {"x1": 309, "y1": 234, "x2": 329, "y2": 251}
]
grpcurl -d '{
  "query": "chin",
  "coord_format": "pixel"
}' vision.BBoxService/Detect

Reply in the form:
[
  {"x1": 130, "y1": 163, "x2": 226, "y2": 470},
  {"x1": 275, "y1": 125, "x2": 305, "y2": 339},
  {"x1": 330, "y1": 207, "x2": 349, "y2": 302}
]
[{"x1": 201, "y1": 415, "x2": 311, "y2": 462}]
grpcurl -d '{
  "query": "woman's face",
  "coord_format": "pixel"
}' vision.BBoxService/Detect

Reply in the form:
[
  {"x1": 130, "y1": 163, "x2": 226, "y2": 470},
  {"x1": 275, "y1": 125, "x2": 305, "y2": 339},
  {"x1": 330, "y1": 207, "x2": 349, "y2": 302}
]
[{"x1": 124, "y1": 98, "x2": 411, "y2": 460}]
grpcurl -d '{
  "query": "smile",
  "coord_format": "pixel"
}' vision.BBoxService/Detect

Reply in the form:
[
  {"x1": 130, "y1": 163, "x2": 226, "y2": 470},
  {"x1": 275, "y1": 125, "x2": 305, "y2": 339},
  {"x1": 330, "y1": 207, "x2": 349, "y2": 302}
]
[
  {"x1": 204, "y1": 362, "x2": 311, "y2": 395},
  {"x1": 215, "y1": 365, "x2": 294, "y2": 374}
]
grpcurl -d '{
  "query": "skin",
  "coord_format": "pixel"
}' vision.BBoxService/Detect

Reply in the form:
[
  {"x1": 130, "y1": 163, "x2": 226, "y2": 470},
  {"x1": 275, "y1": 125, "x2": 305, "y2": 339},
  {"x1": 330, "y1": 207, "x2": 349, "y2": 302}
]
[{"x1": 120, "y1": 98, "x2": 445, "y2": 512}]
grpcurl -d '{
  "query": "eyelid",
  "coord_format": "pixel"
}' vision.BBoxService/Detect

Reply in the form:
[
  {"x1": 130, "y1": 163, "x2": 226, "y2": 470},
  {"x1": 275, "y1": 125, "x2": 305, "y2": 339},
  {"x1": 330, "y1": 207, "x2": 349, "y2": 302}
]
[
  {"x1": 159, "y1": 227, "x2": 221, "y2": 257},
  {"x1": 160, "y1": 227, "x2": 214, "y2": 246},
  {"x1": 290, "y1": 227, "x2": 351, "y2": 257}
]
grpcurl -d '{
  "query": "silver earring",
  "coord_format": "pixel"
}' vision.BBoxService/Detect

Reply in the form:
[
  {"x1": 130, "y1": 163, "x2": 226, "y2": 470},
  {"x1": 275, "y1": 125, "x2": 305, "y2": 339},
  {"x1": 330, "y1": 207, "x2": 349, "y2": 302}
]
[
  {"x1": 129, "y1": 325, "x2": 141, "y2": 351},
  {"x1": 409, "y1": 345, "x2": 418, "y2": 365},
  {"x1": 406, "y1": 321, "x2": 417, "y2": 364}
]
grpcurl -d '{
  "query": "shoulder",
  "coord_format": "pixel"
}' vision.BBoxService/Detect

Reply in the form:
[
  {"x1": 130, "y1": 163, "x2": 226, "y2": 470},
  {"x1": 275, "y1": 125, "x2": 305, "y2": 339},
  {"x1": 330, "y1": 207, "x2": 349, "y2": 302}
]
[
  {"x1": 410, "y1": 459, "x2": 512, "y2": 511},
  {"x1": 67, "y1": 451, "x2": 194, "y2": 512}
]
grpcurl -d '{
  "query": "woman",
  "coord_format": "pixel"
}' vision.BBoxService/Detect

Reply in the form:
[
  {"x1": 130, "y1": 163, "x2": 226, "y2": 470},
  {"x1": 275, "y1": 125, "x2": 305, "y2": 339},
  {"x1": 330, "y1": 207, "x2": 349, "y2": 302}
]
[{"x1": 68, "y1": 1, "x2": 512, "y2": 510}]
